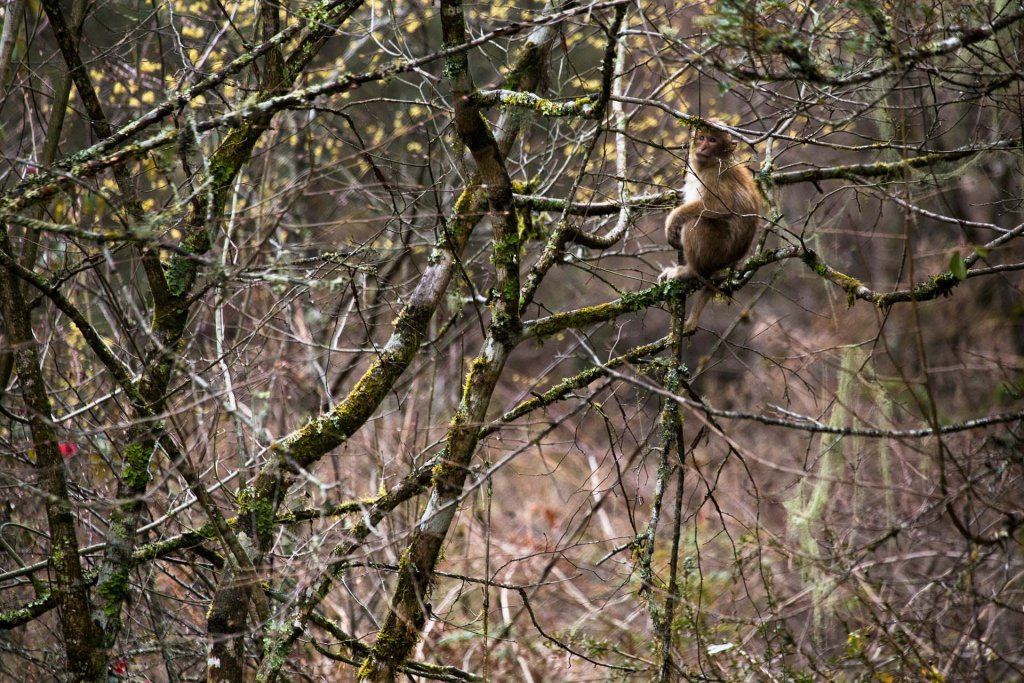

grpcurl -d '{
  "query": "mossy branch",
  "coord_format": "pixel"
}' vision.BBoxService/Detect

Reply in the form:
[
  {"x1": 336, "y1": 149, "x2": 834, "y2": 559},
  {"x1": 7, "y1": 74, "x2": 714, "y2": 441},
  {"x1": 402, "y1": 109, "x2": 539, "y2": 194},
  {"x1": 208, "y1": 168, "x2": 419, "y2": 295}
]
[
  {"x1": 473, "y1": 90, "x2": 600, "y2": 117},
  {"x1": 310, "y1": 610, "x2": 484, "y2": 681},
  {"x1": 0, "y1": 1, "x2": 630, "y2": 216},
  {"x1": 718, "y1": 7, "x2": 1024, "y2": 85},
  {"x1": 772, "y1": 137, "x2": 1021, "y2": 186}
]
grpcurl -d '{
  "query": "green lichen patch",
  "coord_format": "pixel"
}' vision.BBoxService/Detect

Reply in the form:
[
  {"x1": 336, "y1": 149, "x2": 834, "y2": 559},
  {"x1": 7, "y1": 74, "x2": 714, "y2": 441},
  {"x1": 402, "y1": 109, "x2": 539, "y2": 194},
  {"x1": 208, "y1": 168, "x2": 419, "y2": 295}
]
[
  {"x1": 238, "y1": 485, "x2": 275, "y2": 537},
  {"x1": 121, "y1": 442, "x2": 152, "y2": 490},
  {"x1": 97, "y1": 566, "x2": 130, "y2": 622}
]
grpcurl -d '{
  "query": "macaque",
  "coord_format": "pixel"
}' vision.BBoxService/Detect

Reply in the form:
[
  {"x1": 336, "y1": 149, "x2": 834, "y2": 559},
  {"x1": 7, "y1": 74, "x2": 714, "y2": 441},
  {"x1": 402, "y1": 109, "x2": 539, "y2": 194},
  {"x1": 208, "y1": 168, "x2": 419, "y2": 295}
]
[{"x1": 659, "y1": 123, "x2": 760, "y2": 333}]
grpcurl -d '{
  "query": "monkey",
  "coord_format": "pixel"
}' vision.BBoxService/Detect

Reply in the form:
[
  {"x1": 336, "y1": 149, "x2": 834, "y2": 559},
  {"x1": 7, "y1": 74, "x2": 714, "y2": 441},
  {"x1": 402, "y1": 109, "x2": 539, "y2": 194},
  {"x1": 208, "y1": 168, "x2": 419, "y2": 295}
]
[{"x1": 659, "y1": 122, "x2": 761, "y2": 334}]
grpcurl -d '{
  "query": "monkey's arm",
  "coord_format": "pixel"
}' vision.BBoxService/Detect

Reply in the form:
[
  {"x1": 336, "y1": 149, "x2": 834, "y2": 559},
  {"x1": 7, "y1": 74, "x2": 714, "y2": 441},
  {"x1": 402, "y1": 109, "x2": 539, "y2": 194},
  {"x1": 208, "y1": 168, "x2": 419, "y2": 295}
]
[
  {"x1": 664, "y1": 199, "x2": 710, "y2": 250},
  {"x1": 667, "y1": 200, "x2": 703, "y2": 221},
  {"x1": 664, "y1": 210, "x2": 684, "y2": 250},
  {"x1": 670, "y1": 198, "x2": 741, "y2": 224}
]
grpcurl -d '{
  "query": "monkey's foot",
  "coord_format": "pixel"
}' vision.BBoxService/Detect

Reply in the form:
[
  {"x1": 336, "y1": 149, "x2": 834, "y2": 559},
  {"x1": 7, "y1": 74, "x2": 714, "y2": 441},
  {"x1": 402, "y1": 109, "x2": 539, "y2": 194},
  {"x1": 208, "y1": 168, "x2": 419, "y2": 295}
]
[{"x1": 658, "y1": 265, "x2": 689, "y2": 283}]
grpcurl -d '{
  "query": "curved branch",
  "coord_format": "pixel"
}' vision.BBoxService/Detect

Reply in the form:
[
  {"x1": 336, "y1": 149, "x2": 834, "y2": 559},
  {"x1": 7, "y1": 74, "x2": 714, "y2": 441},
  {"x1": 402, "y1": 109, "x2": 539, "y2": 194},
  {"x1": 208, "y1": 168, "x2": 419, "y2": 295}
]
[
  {"x1": 715, "y1": 7, "x2": 1024, "y2": 85},
  {"x1": 772, "y1": 138, "x2": 1022, "y2": 186}
]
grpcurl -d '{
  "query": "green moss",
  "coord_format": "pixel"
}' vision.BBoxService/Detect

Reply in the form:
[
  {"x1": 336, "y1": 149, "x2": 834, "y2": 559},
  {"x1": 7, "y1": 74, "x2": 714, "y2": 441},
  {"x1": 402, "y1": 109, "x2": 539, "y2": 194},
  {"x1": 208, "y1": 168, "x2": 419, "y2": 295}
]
[
  {"x1": 502, "y1": 279, "x2": 519, "y2": 301},
  {"x1": 492, "y1": 92, "x2": 595, "y2": 117},
  {"x1": 163, "y1": 258, "x2": 194, "y2": 297},
  {"x1": 442, "y1": 59, "x2": 462, "y2": 82},
  {"x1": 510, "y1": 178, "x2": 537, "y2": 195},
  {"x1": 0, "y1": 607, "x2": 31, "y2": 625},
  {"x1": 462, "y1": 357, "x2": 485, "y2": 400},
  {"x1": 121, "y1": 442, "x2": 152, "y2": 490},
  {"x1": 514, "y1": 204, "x2": 543, "y2": 244},
  {"x1": 355, "y1": 657, "x2": 376, "y2": 679},
  {"x1": 97, "y1": 566, "x2": 130, "y2": 620},
  {"x1": 134, "y1": 540, "x2": 162, "y2": 559},
  {"x1": 503, "y1": 44, "x2": 543, "y2": 91},
  {"x1": 490, "y1": 232, "x2": 520, "y2": 265},
  {"x1": 110, "y1": 518, "x2": 128, "y2": 539},
  {"x1": 802, "y1": 251, "x2": 864, "y2": 307},
  {"x1": 238, "y1": 485, "x2": 275, "y2": 537},
  {"x1": 929, "y1": 272, "x2": 958, "y2": 296},
  {"x1": 491, "y1": 308, "x2": 514, "y2": 327},
  {"x1": 0, "y1": 592, "x2": 52, "y2": 627},
  {"x1": 529, "y1": 284, "x2": 669, "y2": 340},
  {"x1": 29, "y1": 593, "x2": 52, "y2": 610},
  {"x1": 659, "y1": 403, "x2": 681, "y2": 444},
  {"x1": 452, "y1": 187, "x2": 474, "y2": 216},
  {"x1": 831, "y1": 270, "x2": 863, "y2": 292},
  {"x1": 500, "y1": 91, "x2": 535, "y2": 107},
  {"x1": 663, "y1": 366, "x2": 683, "y2": 394},
  {"x1": 272, "y1": 311, "x2": 431, "y2": 466},
  {"x1": 300, "y1": 0, "x2": 333, "y2": 24},
  {"x1": 356, "y1": 547, "x2": 429, "y2": 679},
  {"x1": 162, "y1": 213, "x2": 216, "y2": 298}
]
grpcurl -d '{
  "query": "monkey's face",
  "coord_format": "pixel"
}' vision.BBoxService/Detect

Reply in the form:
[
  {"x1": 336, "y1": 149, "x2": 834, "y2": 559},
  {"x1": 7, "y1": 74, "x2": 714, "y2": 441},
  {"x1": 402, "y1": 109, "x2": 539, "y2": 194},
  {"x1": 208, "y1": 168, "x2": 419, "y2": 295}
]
[{"x1": 692, "y1": 132, "x2": 728, "y2": 168}]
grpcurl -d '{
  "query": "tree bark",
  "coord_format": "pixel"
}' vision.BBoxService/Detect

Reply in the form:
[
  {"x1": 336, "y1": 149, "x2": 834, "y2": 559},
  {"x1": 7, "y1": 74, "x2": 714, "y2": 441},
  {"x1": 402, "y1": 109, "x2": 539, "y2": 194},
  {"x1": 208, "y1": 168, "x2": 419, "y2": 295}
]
[{"x1": 0, "y1": 231, "x2": 106, "y2": 682}]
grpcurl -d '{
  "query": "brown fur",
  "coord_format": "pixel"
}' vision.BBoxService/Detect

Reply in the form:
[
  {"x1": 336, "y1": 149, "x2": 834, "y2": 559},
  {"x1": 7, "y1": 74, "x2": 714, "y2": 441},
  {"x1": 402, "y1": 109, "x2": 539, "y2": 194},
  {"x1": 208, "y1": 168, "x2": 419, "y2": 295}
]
[{"x1": 659, "y1": 124, "x2": 761, "y2": 333}]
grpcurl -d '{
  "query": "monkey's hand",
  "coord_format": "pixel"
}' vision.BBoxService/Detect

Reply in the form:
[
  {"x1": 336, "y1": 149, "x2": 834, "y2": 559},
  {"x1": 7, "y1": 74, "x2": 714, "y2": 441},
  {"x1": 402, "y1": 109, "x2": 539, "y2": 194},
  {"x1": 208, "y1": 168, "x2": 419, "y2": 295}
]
[{"x1": 658, "y1": 265, "x2": 692, "y2": 283}]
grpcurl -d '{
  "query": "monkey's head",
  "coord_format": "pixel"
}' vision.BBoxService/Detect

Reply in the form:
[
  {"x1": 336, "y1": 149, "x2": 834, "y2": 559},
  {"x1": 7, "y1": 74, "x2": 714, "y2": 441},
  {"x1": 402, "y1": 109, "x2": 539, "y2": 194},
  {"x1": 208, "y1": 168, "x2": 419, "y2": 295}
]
[{"x1": 689, "y1": 121, "x2": 736, "y2": 170}]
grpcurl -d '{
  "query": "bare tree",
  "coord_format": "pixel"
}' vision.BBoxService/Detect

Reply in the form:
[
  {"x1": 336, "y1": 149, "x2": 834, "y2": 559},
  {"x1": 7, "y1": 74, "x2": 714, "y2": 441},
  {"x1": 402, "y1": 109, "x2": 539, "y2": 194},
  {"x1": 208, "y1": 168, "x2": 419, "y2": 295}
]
[{"x1": 1, "y1": 0, "x2": 1022, "y2": 681}]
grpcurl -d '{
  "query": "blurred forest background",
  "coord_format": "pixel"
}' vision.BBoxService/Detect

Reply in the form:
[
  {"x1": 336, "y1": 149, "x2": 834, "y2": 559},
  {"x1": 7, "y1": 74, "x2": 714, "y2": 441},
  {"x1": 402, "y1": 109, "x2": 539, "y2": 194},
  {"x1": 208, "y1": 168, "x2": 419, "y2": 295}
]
[{"x1": 1, "y1": 0, "x2": 1022, "y2": 680}]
